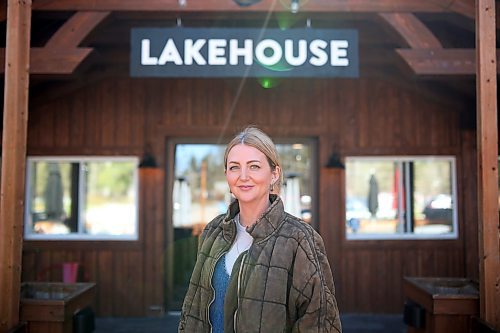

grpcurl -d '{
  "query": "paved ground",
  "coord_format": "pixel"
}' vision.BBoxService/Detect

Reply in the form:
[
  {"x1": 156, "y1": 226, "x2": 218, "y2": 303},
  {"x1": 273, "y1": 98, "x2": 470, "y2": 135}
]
[{"x1": 94, "y1": 313, "x2": 407, "y2": 333}]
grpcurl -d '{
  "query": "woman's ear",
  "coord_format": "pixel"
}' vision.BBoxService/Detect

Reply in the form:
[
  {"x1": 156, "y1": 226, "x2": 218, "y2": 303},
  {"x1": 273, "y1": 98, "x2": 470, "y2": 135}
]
[{"x1": 273, "y1": 165, "x2": 281, "y2": 182}]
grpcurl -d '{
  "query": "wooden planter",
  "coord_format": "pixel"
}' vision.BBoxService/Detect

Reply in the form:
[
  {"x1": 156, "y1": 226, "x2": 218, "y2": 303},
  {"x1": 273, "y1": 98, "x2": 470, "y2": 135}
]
[
  {"x1": 20, "y1": 282, "x2": 96, "y2": 333},
  {"x1": 403, "y1": 277, "x2": 479, "y2": 333}
]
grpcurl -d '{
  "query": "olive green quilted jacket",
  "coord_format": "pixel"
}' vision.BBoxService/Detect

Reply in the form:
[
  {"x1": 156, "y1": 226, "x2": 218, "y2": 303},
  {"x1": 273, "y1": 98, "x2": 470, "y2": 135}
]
[{"x1": 178, "y1": 195, "x2": 342, "y2": 333}]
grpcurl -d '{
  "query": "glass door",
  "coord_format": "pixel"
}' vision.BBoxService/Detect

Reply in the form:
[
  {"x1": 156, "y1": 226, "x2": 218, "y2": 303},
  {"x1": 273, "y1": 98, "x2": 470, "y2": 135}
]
[{"x1": 168, "y1": 140, "x2": 316, "y2": 310}]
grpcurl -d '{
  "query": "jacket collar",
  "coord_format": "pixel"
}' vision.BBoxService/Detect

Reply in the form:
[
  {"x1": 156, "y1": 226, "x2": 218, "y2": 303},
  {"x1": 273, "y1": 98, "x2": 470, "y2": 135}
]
[{"x1": 222, "y1": 194, "x2": 286, "y2": 243}]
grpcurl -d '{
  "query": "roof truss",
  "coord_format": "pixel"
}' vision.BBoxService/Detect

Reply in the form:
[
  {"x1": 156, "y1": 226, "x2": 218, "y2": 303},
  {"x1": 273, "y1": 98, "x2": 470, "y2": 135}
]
[
  {"x1": 0, "y1": 11, "x2": 109, "y2": 74},
  {"x1": 0, "y1": 0, "x2": 481, "y2": 76},
  {"x1": 380, "y1": 12, "x2": 496, "y2": 75}
]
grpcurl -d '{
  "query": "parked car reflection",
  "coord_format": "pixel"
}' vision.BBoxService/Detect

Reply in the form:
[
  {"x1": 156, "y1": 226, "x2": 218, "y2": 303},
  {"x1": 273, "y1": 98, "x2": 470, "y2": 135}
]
[{"x1": 423, "y1": 194, "x2": 452, "y2": 223}]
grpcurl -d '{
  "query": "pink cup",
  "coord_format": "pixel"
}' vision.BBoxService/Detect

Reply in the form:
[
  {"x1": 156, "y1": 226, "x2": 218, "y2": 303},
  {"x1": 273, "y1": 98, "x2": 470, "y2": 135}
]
[{"x1": 62, "y1": 262, "x2": 79, "y2": 283}]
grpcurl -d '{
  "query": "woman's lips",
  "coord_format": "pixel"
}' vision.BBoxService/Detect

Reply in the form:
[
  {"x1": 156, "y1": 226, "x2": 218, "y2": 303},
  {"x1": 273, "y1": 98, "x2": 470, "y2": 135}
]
[{"x1": 238, "y1": 185, "x2": 253, "y2": 191}]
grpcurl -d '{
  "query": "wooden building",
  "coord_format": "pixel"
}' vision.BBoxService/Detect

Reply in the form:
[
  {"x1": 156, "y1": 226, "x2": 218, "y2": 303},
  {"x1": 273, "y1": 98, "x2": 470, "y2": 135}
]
[{"x1": 0, "y1": 0, "x2": 499, "y2": 331}]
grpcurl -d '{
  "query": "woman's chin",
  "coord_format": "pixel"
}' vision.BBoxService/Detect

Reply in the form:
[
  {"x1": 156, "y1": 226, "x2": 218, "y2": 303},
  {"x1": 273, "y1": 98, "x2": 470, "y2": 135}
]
[{"x1": 234, "y1": 193, "x2": 267, "y2": 205}]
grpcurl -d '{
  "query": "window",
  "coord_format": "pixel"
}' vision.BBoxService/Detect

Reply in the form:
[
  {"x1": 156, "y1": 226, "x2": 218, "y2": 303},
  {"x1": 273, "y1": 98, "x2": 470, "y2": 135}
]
[
  {"x1": 345, "y1": 156, "x2": 458, "y2": 240},
  {"x1": 24, "y1": 157, "x2": 139, "y2": 240},
  {"x1": 172, "y1": 141, "x2": 315, "y2": 233}
]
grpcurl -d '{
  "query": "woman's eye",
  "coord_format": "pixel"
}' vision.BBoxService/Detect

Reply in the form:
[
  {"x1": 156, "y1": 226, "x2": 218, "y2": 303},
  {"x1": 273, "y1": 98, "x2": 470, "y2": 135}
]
[
  {"x1": 250, "y1": 164, "x2": 260, "y2": 170},
  {"x1": 229, "y1": 165, "x2": 239, "y2": 171}
]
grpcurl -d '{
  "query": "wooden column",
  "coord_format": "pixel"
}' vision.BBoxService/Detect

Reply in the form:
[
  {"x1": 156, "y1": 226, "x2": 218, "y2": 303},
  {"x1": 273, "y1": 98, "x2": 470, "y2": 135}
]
[
  {"x1": 0, "y1": 0, "x2": 32, "y2": 332},
  {"x1": 476, "y1": 0, "x2": 500, "y2": 329}
]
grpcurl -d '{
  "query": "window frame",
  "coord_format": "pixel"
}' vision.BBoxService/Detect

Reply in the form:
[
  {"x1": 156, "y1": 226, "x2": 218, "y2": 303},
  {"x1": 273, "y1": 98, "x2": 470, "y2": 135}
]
[
  {"x1": 24, "y1": 156, "x2": 140, "y2": 241},
  {"x1": 169, "y1": 137, "x2": 319, "y2": 230},
  {"x1": 344, "y1": 155, "x2": 459, "y2": 241}
]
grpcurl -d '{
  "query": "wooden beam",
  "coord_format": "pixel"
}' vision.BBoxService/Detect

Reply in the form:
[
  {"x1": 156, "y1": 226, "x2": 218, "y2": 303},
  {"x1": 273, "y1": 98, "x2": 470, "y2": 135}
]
[
  {"x1": 0, "y1": 1, "x2": 6, "y2": 22},
  {"x1": 476, "y1": 0, "x2": 500, "y2": 330},
  {"x1": 396, "y1": 48, "x2": 500, "y2": 75},
  {"x1": 447, "y1": 0, "x2": 475, "y2": 19},
  {"x1": 0, "y1": 11, "x2": 108, "y2": 75},
  {"x1": 0, "y1": 0, "x2": 32, "y2": 331},
  {"x1": 0, "y1": 48, "x2": 93, "y2": 74},
  {"x1": 29, "y1": 0, "x2": 467, "y2": 14},
  {"x1": 379, "y1": 13, "x2": 442, "y2": 49},
  {"x1": 0, "y1": 0, "x2": 479, "y2": 23},
  {"x1": 45, "y1": 11, "x2": 110, "y2": 49}
]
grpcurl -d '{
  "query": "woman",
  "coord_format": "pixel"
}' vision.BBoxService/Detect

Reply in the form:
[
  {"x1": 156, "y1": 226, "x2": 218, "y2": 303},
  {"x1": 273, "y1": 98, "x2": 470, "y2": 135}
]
[{"x1": 179, "y1": 127, "x2": 342, "y2": 333}]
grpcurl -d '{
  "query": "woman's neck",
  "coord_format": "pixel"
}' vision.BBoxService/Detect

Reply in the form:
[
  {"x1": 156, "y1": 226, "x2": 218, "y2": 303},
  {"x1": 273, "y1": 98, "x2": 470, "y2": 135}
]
[{"x1": 238, "y1": 197, "x2": 271, "y2": 227}]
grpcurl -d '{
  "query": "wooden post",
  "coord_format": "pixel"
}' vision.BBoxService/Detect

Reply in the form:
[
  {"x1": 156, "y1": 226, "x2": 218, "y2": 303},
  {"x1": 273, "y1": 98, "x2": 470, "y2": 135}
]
[
  {"x1": 0, "y1": 0, "x2": 32, "y2": 332},
  {"x1": 476, "y1": 0, "x2": 500, "y2": 330}
]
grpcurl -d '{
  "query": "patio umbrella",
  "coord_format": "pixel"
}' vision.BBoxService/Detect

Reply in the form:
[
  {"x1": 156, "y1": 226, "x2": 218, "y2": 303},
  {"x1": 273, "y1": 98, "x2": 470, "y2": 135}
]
[
  {"x1": 367, "y1": 174, "x2": 379, "y2": 218},
  {"x1": 44, "y1": 163, "x2": 64, "y2": 220}
]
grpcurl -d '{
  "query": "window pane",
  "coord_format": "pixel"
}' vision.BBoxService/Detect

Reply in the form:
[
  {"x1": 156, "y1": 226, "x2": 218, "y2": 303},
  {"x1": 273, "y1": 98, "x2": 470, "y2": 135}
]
[
  {"x1": 345, "y1": 160, "x2": 398, "y2": 235},
  {"x1": 28, "y1": 161, "x2": 73, "y2": 235},
  {"x1": 82, "y1": 161, "x2": 137, "y2": 236},
  {"x1": 414, "y1": 160, "x2": 454, "y2": 234},
  {"x1": 173, "y1": 142, "x2": 314, "y2": 231},
  {"x1": 278, "y1": 144, "x2": 313, "y2": 222},
  {"x1": 345, "y1": 157, "x2": 457, "y2": 239},
  {"x1": 173, "y1": 144, "x2": 227, "y2": 233}
]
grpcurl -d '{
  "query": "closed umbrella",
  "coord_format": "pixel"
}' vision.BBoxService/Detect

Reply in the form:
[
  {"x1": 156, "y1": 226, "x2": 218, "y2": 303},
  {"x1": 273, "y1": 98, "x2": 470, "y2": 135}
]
[
  {"x1": 44, "y1": 163, "x2": 64, "y2": 220},
  {"x1": 367, "y1": 174, "x2": 379, "y2": 218}
]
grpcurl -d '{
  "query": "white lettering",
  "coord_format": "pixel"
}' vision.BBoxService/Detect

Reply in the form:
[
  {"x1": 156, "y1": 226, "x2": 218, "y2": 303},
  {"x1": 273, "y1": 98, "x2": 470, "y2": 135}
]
[
  {"x1": 331, "y1": 40, "x2": 349, "y2": 66},
  {"x1": 140, "y1": 35, "x2": 352, "y2": 70},
  {"x1": 255, "y1": 39, "x2": 282, "y2": 66},
  {"x1": 284, "y1": 39, "x2": 307, "y2": 66},
  {"x1": 141, "y1": 39, "x2": 158, "y2": 65},
  {"x1": 229, "y1": 39, "x2": 253, "y2": 65},
  {"x1": 208, "y1": 39, "x2": 227, "y2": 65},
  {"x1": 309, "y1": 40, "x2": 328, "y2": 66},
  {"x1": 184, "y1": 39, "x2": 207, "y2": 65},
  {"x1": 158, "y1": 39, "x2": 183, "y2": 65}
]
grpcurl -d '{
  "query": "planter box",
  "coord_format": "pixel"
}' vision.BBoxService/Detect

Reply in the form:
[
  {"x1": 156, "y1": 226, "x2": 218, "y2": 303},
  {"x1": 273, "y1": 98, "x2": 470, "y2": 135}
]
[
  {"x1": 20, "y1": 282, "x2": 96, "y2": 333},
  {"x1": 403, "y1": 277, "x2": 479, "y2": 333}
]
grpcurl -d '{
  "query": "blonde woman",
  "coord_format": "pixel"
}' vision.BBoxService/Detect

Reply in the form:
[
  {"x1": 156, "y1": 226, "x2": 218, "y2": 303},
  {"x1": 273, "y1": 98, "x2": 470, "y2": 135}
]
[{"x1": 179, "y1": 126, "x2": 342, "y2": 333}]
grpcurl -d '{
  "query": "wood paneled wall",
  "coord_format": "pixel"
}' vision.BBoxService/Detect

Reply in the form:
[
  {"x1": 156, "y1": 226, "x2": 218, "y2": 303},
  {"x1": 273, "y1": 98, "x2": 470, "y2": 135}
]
[{"x1": 21, "y1": 75, "x2": 475, "y2": 315}]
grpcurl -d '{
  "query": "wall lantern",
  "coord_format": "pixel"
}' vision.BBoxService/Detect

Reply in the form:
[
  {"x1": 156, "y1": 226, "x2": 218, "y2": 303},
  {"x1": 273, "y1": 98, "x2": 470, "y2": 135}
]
[
  {"x1": 139, "y1": 144, "x2": 158, "y2": 169},
  {"x1": 325, "y1": 152, "x2": 345, "y2": 169},
  {"x1": 291, "y1": 0, "x2": 299, "y2": 13}
]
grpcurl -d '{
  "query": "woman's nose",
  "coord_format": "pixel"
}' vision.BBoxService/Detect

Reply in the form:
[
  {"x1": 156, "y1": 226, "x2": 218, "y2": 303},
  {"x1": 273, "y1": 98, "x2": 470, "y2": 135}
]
[{"x1": 239, "y1": 167, "x2": 249, "y2": 180}]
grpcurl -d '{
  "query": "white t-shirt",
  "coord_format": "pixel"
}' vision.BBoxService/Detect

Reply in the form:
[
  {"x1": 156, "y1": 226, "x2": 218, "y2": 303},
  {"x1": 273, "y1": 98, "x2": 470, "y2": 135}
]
[{"x1": 225, "y1": 214, "x2": 253, "y2": 275}]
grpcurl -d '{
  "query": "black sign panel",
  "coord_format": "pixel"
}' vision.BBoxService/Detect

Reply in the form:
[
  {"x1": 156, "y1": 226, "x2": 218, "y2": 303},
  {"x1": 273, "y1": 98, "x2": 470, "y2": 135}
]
[{"x1": 130, "y1": 27, "x2": 359, "y2": 78}]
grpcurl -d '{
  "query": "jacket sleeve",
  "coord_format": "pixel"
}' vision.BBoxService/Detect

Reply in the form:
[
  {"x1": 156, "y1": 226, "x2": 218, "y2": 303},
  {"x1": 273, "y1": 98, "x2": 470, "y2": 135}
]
[{"x1": 290, "y1": 228, "x2": 342, "y2": 333}]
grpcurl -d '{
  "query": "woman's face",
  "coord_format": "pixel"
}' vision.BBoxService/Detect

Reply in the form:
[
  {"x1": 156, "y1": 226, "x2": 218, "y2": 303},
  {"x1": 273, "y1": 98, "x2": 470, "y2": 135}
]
[{"x1": 225, "y1": 144, "x2": 279, "y2": 207}]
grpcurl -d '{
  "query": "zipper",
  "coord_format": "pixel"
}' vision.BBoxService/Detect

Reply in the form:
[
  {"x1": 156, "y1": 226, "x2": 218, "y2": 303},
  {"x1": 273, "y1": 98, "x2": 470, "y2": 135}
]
[
  {"x1": 233, "y1": 252, "x2": 247, "y2": 333},
  {"x1": 207, "y1": 250, "x2": 227, "y2": 333}
]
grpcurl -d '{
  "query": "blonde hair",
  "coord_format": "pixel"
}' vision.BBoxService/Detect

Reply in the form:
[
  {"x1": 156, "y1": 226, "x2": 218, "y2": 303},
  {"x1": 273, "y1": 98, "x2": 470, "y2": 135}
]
[{"x1": 224, "y1": 126, "x2": 283, "y2": 193}]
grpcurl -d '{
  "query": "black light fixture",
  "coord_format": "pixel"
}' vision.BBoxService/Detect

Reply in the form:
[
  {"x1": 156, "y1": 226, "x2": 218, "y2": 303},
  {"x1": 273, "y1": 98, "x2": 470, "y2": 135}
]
[
  {"x1": 233, "y1": 0, "x2": 262, "y2": 7},
  {"x1": 325, "y1": 152, "x2": 345, "y2": 169},
  {"x1": 139, "y1": 144, "x2": 158, "y2": 169}
]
